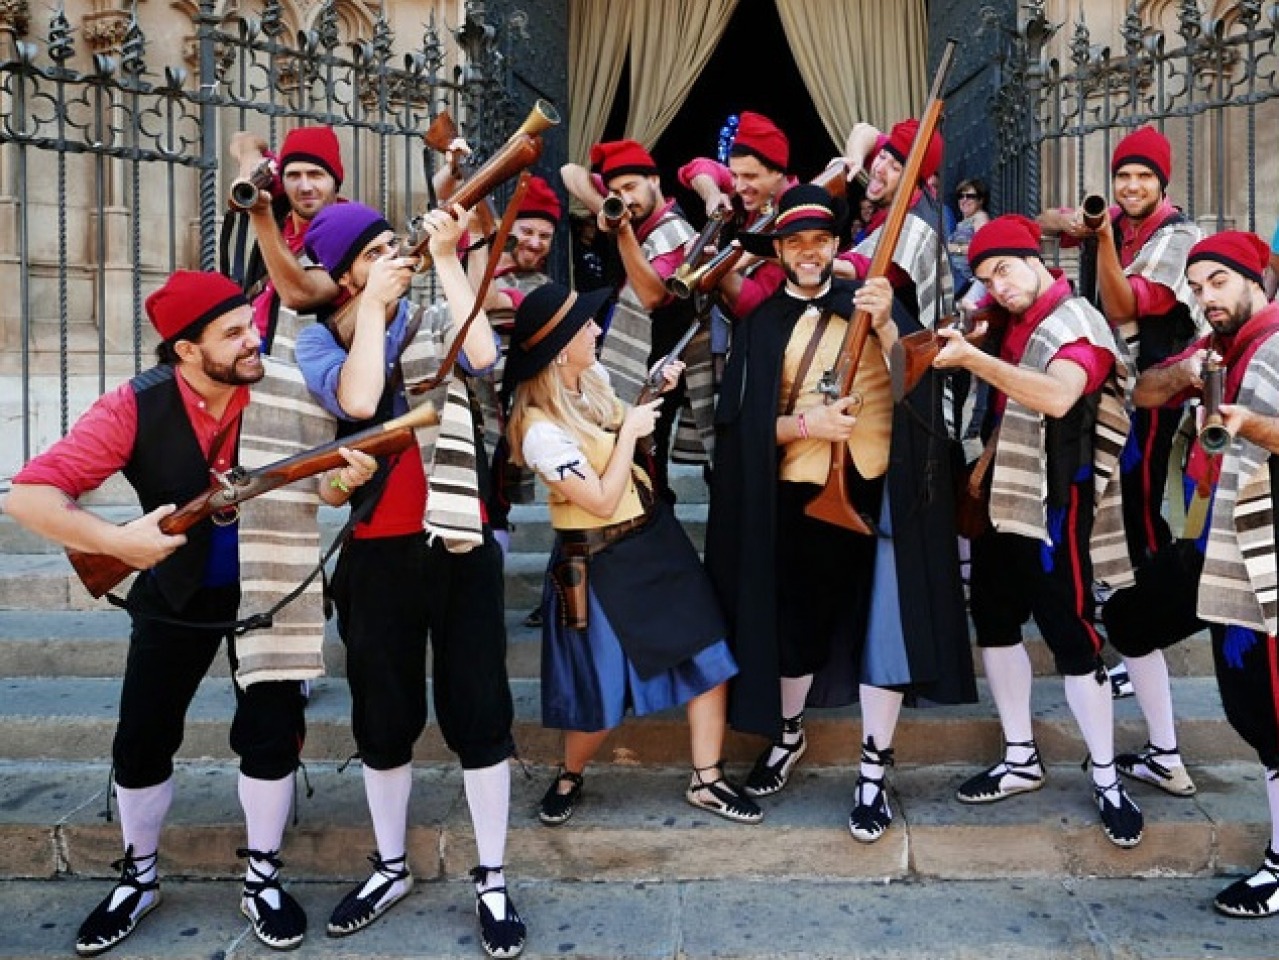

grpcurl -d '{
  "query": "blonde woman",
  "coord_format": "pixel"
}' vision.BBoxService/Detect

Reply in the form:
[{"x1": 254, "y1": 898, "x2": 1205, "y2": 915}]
[{"x1": 504, "y1": 282, "x2": 761, "y2": 827}]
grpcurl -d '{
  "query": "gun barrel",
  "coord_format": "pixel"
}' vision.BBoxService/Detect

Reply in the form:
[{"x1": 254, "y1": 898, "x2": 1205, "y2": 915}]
[
  {"x1": 601, "y1": 195, "x2": 626, "y2": 230},
  {"x1": 227, "y1": 159, "x2": 276, "y2": 212},
  {"x1": 1199, "y1": 359, "x2": 1229, "y2": 453},
  {"x1": 1081, "y1": 194, "x2": 1108, "y2": 229},
  {"x1": 228, "y1": 180, "x2": 262, "y2": 211}
]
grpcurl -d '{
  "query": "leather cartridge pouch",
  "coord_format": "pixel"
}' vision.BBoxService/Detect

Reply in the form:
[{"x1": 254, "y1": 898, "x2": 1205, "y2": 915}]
[
  {"x1": 552, "y1": 547, "x2": 590, "y2": 632},
  {"x1": 553, "y1": 505, "x2": 651, "y2": 632}
]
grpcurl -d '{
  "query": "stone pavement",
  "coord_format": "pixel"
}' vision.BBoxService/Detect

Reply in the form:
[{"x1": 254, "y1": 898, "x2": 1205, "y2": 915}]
[{"x1": 0, "y1": 876, "x2": 1276, "y2": 959}]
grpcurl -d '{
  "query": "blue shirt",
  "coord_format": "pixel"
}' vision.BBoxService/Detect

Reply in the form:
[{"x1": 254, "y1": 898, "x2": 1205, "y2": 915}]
[{"x1": 295, "y1": 298, "x2": 497, "y2": 420}]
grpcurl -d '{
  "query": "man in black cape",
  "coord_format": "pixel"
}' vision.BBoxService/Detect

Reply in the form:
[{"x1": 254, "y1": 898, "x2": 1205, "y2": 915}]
[{"x1": 704, "y1": 183, "x2": 975, "y2": 843}]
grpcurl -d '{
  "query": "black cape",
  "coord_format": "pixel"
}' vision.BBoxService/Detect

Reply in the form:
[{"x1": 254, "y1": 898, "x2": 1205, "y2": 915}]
[{"x1": 704, "y1": 279, "x2": 976, "y2": 738}]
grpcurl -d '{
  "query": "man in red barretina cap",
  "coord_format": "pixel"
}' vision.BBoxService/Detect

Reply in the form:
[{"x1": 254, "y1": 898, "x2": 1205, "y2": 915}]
[
  {"x1": 1102, "y1": 230, "x2": 1279, "y2": 918},
  {"x1": 561, "y1": 138, "x2": 705, "y2": 499},
  {"x1": 1040, "y1": 125, "x2": 1205, "y2": 568},
  {"x1": 6, "y1": 271, "x2": 376, "y2": 955},
  {"x1": 226, "y1": 125, "x2": 350, "y2": 348},
  {"x1": 678, "y1": 111, "x2": 797, "y2": 320},
  {"x1": 837, "y1": 117, "x2": 953, "y2": 339},
  {"x1": 931, "y1": 214, "x2": 1144, "y2": 850}
]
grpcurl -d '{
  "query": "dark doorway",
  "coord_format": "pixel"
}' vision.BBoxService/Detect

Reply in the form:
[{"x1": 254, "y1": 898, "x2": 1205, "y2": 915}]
[{"x1": 600, "y1": 0, "x2": 834, "y2": 215}]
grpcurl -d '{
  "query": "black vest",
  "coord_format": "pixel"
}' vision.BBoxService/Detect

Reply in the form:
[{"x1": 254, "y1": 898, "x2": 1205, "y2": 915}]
[
  {"x1": 121, "y1": 366, "x2": 222, "y2": 610},
  {"x1": 1045, "y1": 390, "x2": 1101, "y2": 507}
]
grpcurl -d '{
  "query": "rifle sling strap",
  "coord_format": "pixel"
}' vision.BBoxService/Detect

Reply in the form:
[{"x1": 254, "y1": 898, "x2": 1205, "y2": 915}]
[
  {"x1": 408, "y1": 171, "x2": 532, "y2": 396},
  {"x1": 102, "y1": 460, "x2": 393, "y2": 636},
  {"x1": 783, "y1": 308, "x2": 834, "y2": 416}
]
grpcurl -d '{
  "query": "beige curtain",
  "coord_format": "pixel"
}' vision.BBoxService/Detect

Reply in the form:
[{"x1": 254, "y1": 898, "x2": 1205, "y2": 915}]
[
  {"x1": 623, "y1": 0, "x2": 740, "y2": 150},
  {"x1": 567, "y1": 0, "x2": 634, "y2": 164},
  {"x1": 775, "y1": 0, "x2": 928, "y2": 151}
]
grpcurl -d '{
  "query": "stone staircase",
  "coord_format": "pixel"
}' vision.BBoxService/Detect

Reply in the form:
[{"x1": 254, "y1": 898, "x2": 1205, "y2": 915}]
[{"x1": 1, "y1": 465, "x2": 1277, "y2": 958}]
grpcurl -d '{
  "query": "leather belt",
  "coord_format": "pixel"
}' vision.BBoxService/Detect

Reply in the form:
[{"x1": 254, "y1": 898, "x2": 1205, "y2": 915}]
[{"x1": 560, "y1": 510, "x2": 650, "y2": 557}]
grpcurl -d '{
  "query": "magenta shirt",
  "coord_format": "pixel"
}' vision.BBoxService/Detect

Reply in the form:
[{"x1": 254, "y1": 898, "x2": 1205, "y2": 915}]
[{"x1": 14, "y1": 373, "x2": 249, "y2": 498}]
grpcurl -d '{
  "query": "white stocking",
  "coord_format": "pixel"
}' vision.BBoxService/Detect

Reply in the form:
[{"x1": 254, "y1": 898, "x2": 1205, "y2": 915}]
[
  {"x1": 858, "y1": 685, "x2": 902, "y2": 801},
  {"x1": 1063, "y1": 671, "x2": 1115, "y2": 786},
  {"x1": 115, "y1": 779, "x2": 173, "y2": 883},
  {"x1": 981, "y1": 645, "x2": 1035, "y2": 758},
  {"x1": 362, "y1": 763, "x2": 412, "y2": 862},
  {"x1": 238, "y1": 772, "x2": 294, "y2": 908},
  {"x1": 465, "y1": 762, "x2": 512, "y2": 921},
  {"x1": 780, "y1": 674, "x2": 813, "y2": 720},
  {"x1": 1123, "y1": 651, "x2": 1181, "y2": 763},
  {"x1": 1268, "y1": 772, "x2": 1279, "y2": 853},
  {"x1": 464, "y1": 762, "x2": 510, "y2": 881}
]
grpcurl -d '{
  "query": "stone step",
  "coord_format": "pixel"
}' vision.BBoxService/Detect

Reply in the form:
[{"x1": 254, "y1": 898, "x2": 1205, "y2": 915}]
[
  {"x1": 0, "y1": 544, "x2": 1220, "y2": 680},
  {"x1": 0, "y1": 760, "x2": 1269, "y2": 885},
  {"x1": 0, "y1": 608, "x2": 542, "y2": 679},
  {"x1": 0, "y1": 675, "x2": 1248, "y2": 766},
  {"x1": 1, "y1": 873, "x2": 1273, "y2": 960},
  {"x1": 0, "y1": 602, "x2": 1216, "y2": 685}
]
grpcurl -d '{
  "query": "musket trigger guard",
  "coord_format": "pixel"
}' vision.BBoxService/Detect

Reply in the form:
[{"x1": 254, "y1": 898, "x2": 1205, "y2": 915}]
[{"x1": 208, "y1": 469, "x2": 242, "y2": 527}]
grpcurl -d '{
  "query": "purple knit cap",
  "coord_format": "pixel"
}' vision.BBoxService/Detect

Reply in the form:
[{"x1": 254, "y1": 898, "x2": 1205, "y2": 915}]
[{"x1": 304, "y1": 202, "x2": 392, "y2": 281}]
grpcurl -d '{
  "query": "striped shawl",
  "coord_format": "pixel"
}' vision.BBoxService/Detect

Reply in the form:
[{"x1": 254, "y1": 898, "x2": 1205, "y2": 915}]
[
  {"x1": 401, "y1": 299, "x2": 485, "y2": 552},
  {"x1": 1199, "y1": 331, "x2": 1279, "y2": 635},
  {"x1": 234, "y1": 306, "x2": 336, "y2": 688},
  {"x1": 470, "y1": 270, "x2": 549, "y2": 506},
  {"x1": 1115, "y1": 217, "x2": 1205, "y2": 362},
  {"x1": 599, "y1": 212, "x2": 696, "y2": 403},
  {"x1": 853, "y1": 204, "x2": 953, "y2": 332},
  {"x1": 989, "y1": 297, "x2": 1134, "y2": 588},
  {"x1": 670, "y1": 320, "x2": 717, "y2": 465}
]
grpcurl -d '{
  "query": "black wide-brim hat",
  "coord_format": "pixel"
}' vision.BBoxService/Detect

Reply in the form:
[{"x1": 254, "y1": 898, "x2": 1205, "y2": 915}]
[
  {"x1": 502, "y1": 282, "x2": 614, "y2": 395},
  {"x1": 737, "y1": 183, "x2": 847, "y2": 258}
]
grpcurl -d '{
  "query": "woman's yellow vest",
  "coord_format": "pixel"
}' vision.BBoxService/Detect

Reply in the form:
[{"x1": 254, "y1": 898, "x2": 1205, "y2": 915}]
[{"x1": 524, "y1": 406, "x2": 648, "y2": 530}]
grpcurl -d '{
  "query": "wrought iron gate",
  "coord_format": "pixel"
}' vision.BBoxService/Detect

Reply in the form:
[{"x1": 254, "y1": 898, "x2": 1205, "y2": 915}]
[
  {"x1": 985, "y1": 0, "x2": 1278, "y2": 229},
  {"x1": 0, "y1": 0, "x2": 530, "y2": 463}
]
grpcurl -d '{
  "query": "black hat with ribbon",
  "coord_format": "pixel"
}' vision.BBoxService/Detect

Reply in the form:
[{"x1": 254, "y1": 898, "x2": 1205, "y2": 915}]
[
  {"x1": 736, "y1": 183, "x2": 846, "y2": 258},
  {"x1": 501, "y1": 282, "x2": 613, "y2": 395}
]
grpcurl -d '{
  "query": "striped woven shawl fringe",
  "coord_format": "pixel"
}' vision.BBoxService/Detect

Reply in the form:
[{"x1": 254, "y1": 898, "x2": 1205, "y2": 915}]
[
  {"x1": 671, "y1": 322, "x2": 716, "y2": 465},
  {"x1": 401, "y1": 299, "x2": 485, "y2": 552},
  {"x1": 1200, "y1": 334, "x2": 1279, "y2": 635},
  {"x1": 599, "y1": 213, "x2": 696, "y2": 404},
  {"x1": 1115, "y1": 219, "x2": 1206, "y2": 362},
  {"x1": 235, "y1": 306, "x2": 336, "y2": 688},
  {"x1": 988, "y1": 297, "x2": 1134, "y2": 589},
  {"x1": 854, "y1": 206, "x2": 954, "y2": 332}
]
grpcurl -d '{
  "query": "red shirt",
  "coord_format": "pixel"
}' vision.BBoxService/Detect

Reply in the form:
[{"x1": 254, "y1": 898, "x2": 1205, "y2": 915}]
[
  {"x1": 1056, "y1": 198, "x2": 1179, "y2": 318},
  {"x1": 992, "y1": 275, "x2": 1114, "y2": 419},
  {"x1": 14, "y1": 371, "x2": 250, "y2": 498}
]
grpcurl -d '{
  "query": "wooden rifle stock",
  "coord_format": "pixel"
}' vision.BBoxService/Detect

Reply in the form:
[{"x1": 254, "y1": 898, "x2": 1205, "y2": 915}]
[
  {"x1": 805, "y1": 40, "x2": 959, "y2": 533},
  {"x1": 407, "y1": 99, "x2": 560, "y2": 271},
  {"x1": 66, "y1": 401, "x2": 440, "y2": 599},
  {"x1": 671, "y1": 160, "x2": 852, "y2": 300},
  {"x1": 424, "y1": 109, "x2": 498, "y2": 237},
  {"x1": 888, "y1": 308, "x2": 992, "y2": 402}
]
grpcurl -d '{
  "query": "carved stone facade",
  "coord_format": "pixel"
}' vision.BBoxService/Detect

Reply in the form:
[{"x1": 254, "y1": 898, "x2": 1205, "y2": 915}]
[{"x1": 1032, "y1": 0, "x2": 1277, "y2": 241}]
